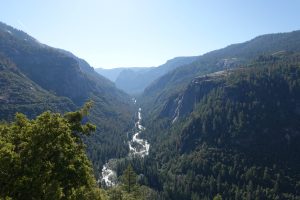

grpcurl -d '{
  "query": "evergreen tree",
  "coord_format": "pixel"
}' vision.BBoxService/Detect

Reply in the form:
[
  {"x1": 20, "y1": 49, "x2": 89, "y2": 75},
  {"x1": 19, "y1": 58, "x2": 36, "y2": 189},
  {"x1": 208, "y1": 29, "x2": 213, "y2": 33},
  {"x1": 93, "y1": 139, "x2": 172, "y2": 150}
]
[
  {"x1": 0, "y1": 103, "x2": 106, "y2": 199},
  {"x1": 121, "y1": 165, "x2": 138, "y2": 193},
  {"x1": 213, "y1": 194, "x2": 222, "y2": 200}
]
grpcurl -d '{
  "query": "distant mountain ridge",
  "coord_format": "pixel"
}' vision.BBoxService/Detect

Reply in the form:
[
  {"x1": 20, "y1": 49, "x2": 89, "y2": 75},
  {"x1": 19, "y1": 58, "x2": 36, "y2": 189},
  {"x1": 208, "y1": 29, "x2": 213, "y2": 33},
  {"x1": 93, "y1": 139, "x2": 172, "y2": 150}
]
[
  {"x1": 96, "y1": 67, "x2": 153, "y2": 82},
  {"x1": 96, "y1": 56, "x2": 198, "y2": 94}
]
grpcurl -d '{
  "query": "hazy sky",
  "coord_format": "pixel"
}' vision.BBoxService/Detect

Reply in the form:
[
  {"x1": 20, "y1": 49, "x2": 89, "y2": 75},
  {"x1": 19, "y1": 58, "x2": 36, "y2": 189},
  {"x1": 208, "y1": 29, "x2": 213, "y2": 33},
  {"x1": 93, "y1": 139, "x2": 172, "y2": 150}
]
[{"x1": 1, "y1": 0, "x2": 300, "y2": 68}]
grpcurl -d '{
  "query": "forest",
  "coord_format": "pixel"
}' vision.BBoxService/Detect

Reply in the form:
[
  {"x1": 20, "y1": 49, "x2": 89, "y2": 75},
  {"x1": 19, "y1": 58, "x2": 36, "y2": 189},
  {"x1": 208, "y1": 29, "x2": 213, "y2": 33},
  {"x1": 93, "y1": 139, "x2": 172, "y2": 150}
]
[{"x1": 131, "y1": 52, "x2": 300, "y2": 199}]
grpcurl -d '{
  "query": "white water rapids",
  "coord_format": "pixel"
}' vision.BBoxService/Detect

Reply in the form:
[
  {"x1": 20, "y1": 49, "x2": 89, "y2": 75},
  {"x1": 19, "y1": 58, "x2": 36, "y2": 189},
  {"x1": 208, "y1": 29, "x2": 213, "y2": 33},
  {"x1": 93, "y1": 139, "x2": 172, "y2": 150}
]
[
  {"x1": 99, "y1": 107, "x2": 150, "y2": 187},
  {"x1": 128, "y1": 108, "x2": 150, "y2": 157},
  {"x1": 100, "y1": 160, "x2": 117, "y2": 187}
]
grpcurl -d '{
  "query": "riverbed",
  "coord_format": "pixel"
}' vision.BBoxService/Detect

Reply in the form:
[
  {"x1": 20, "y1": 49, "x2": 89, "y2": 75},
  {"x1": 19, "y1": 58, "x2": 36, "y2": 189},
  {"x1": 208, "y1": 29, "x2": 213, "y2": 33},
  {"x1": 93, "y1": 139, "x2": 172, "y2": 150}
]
[{"x1": 100, "y1": 107, "x2": 149, "y2": 187}]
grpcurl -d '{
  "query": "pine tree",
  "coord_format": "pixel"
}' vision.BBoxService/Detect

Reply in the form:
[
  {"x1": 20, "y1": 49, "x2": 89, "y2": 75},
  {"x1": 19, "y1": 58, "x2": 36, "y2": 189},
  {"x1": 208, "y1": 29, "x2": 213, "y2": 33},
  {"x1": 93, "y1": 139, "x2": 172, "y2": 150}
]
[
  {"x1": 121, "y1": 164, "x2": 138, "y2": 193},
  {"x1": 213, "y1": 194, "x2": 222, "y2": 200}
]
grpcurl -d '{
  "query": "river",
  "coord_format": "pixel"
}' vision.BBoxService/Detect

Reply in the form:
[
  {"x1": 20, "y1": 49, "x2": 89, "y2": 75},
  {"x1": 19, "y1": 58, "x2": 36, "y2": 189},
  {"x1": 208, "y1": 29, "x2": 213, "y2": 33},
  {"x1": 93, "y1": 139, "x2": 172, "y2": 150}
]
[
  {"x1": 99, "y1": 107, "x2": 149, "y2": 187},
  {"x1": 128, "y1": 107, "x2": 150, "y2": 157}
]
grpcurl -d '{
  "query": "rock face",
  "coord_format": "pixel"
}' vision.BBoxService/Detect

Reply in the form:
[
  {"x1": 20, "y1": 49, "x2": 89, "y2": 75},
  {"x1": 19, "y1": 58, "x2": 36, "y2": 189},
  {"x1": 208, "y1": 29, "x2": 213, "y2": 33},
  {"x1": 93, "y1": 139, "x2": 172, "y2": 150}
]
[{"x1": 160, "y1": 71, "x2": 228, "y2": 121}]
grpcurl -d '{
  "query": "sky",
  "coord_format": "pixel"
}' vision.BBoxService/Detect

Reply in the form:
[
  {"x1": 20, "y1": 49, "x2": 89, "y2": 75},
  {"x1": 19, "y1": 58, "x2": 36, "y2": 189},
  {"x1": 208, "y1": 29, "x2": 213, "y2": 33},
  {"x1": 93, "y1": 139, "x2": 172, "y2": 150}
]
[{"x1": 0, "y1": 0, "x2": 300, "y2": 68}]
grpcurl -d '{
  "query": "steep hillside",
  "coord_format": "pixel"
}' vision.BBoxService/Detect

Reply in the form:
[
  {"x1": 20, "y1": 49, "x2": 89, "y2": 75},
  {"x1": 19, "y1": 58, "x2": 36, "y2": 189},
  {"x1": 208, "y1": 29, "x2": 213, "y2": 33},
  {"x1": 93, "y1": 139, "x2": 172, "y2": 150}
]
[
  {"x1": 0, "y1": 53, "x2": 75, "y2": 120},
  {"x1": 142, "y1": 30, "x2": 300, "y2": 116},
  {"x1": 0, "y1": 21, "x2": 134, "y2": 176},
  {"x1": 0, "y1": 22, "x2": 127, "y2": 105},
  {"x1": 138, "y1": 52, "x2": 300, "y2": 199}
]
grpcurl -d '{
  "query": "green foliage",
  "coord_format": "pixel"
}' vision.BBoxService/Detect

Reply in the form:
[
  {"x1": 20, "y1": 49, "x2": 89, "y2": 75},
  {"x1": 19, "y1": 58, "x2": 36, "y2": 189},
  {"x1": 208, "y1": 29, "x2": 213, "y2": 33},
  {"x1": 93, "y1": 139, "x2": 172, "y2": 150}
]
[
  {"x1": 121, "y1": 165, "x2": 138, "y2": 193},
  {"x1": 213, "y1": 194, "x2": 222, "y2": 200},
  {"x1": 64, "y1": 101, "x2": 96, "y2": 135},
  {"x1": 0, "y1": 105, "x2": 105, "y2": 199}
]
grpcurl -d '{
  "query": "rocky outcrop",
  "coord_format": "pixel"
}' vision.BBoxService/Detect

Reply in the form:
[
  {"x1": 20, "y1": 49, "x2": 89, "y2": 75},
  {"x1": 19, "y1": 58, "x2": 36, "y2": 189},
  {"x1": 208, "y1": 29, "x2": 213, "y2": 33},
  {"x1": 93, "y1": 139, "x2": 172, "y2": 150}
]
[{"x1": 160, "y1": 70, "x2": 228, "y2": 122}]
